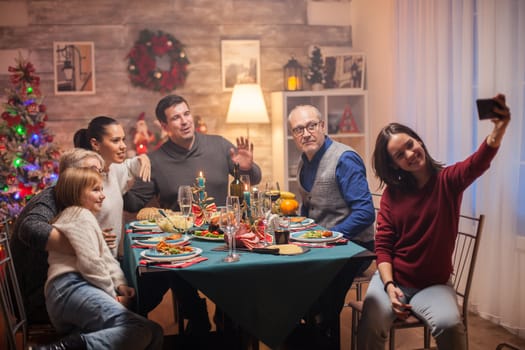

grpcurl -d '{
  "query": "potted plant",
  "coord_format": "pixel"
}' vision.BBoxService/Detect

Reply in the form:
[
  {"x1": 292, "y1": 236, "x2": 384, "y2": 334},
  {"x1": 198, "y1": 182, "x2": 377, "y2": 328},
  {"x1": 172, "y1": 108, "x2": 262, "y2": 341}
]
[{"x1": 305, "y1": 46, "x2": 326, "y2": 90}]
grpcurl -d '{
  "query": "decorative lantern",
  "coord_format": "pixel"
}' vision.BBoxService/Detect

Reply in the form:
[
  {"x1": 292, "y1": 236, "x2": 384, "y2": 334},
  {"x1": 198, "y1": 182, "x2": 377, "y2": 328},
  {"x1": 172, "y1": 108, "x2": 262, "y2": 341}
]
[{"x1": 283, "y1": 57, "x2": 304, "y2": 91}]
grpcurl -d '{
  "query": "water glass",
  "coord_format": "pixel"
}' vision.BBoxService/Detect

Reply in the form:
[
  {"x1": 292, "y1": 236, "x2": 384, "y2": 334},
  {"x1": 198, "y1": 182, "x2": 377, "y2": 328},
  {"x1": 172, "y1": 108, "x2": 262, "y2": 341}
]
[{"x1": 226, "y1": 196, "x2": 241, "y2": 260}]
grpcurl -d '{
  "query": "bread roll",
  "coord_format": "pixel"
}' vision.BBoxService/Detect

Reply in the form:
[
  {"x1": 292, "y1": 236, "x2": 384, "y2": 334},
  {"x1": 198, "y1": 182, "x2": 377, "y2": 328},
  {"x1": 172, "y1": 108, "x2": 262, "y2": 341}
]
[{"x1": 136, "y1": 207, "x2": 161, "y2": 221}]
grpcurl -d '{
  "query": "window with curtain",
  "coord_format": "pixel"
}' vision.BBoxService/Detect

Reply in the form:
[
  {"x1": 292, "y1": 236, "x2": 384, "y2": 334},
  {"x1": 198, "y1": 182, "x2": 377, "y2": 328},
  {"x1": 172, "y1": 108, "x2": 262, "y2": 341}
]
[{"x1": 394, "y1": 0, "x2": 524, "y2": 338}]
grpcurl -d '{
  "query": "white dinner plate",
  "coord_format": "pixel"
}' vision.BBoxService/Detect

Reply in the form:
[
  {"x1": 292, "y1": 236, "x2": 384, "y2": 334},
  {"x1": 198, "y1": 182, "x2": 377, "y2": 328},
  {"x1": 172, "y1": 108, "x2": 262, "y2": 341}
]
[
  {"x1": 140, "y1": 247, "x2": 203, "y2": 262},
  {"x1": 134, "y1": 234, "x2": 190, "y2": 248},
  {"x1": 290, "y1": 230, "x2": 344, "y2": 243},
  {"x1": 129, "y1": 220, "x2": 160, "y2": 230},
  {"x1": 289, "y1": 218, "x2": 315, "y2": 229}
]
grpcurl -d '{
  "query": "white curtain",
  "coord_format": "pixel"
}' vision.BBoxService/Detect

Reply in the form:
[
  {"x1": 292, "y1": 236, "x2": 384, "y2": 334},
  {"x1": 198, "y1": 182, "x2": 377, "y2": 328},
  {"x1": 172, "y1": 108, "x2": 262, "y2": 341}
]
[{"x1": 394, "y1": 0, "x2": 525, "y2": 337}]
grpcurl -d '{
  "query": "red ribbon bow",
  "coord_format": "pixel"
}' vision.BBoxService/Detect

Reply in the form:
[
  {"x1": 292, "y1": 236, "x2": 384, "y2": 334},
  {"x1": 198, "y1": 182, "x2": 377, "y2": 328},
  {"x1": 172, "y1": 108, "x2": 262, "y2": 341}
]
[{"x1": 192, "y1": 203, "x2": 217, "y2": 227}]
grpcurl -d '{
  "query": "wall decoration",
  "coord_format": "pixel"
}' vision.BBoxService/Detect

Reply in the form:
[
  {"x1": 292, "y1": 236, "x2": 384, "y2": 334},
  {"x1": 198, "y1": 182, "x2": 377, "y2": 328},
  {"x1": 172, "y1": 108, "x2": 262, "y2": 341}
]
[
  {"x1": 127, "y1": 29, "x2": 190, "y2": 92},
  {"x1": 221, "y1": 40, "x2": 260, "y2": 91},
  {"x1": 321, "y1": 47, "x2": 365, "y2": 89},
  {"x1": 305, "y1": 46, "x2": 325, "y2": 89},
  {"x1": 54, "y1": 42, "x2": 95, "y2": 95}
]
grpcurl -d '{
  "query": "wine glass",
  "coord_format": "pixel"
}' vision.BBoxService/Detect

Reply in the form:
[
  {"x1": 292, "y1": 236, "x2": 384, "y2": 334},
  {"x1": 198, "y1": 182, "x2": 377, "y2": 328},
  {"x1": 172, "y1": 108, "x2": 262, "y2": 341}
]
[
  {"x1": 226, "y1": 196, "x2": 241, "y2": 260},
  {"x1": 259, "y1": 193, "x2": 273, "y2": 247},
  {"x1": 219, "y1": 206, "x2": 238, "y2": 263},
  {"x1": 178, "y1": 185, "x2": 193, "y2": 237},
  {"x1": 264, "y1": 181, "x2": 281, "y2": 214}
]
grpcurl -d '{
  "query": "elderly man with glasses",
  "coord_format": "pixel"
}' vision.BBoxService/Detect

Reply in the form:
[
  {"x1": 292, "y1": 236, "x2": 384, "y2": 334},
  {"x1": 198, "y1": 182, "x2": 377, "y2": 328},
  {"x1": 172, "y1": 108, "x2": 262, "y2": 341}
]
[{"x1": 287, "y1": 104, "x2": 375, "y2": 349}]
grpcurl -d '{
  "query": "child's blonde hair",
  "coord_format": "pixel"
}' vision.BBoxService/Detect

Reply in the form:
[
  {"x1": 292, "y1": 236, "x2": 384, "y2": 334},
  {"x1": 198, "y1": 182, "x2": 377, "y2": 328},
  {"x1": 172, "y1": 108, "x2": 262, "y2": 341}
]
[{"x1": 55, "y1": 167, "x2": 102, "y2": 209}]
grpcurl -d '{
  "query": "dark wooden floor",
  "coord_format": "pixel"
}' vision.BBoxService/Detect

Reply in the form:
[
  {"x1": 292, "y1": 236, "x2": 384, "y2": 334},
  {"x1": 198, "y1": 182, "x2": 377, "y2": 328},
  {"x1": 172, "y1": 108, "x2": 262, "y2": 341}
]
[{"x1": 150, "y1": 288, "x2": 525, "y2": 350}]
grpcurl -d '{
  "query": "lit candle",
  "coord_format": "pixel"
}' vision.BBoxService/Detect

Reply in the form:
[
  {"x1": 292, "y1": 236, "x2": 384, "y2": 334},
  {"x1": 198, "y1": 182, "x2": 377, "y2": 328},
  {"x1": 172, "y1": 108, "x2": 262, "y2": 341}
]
[
  {"x1": 287, "y1": 76, "x2": 297, "y2": 90},
  {"x1": 243, "y1": 184, "x2": 251, "y2": 207},
  {"x1": 197, "y1": 171, "x2": 205, "y2": 187},
  {"x1": 197, "y1": 171, "x2": 206, "y2": 201}
]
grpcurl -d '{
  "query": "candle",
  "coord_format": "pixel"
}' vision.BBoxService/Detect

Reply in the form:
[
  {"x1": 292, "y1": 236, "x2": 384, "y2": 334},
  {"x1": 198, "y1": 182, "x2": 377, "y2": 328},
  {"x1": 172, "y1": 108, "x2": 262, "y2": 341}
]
[
  {"x1": 197, "y1": 171, "x2": 205, "y2": 187},
  {"x1": 243, "y1": 185, "x2": 251, "y2": 207},
  {"x1": 197, "y1": 171, "x2": 206, "y2": 201},
  {"x1": 287, "y1": 76, "x2": 297, "y2": 90}
]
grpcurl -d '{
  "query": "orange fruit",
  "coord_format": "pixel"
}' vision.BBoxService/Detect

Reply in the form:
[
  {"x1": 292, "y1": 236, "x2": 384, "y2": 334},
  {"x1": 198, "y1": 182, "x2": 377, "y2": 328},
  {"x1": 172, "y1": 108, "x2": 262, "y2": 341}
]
[{"x1": 280, "y1": 199, "x2": 299, "y2": 215}]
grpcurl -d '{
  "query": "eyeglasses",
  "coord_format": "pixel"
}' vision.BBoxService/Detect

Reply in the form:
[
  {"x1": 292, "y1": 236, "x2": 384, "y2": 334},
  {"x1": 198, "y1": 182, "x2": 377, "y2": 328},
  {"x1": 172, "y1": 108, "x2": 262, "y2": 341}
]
[{"x1": 291, "y1": 121, "x2": 321, "y2": 137}]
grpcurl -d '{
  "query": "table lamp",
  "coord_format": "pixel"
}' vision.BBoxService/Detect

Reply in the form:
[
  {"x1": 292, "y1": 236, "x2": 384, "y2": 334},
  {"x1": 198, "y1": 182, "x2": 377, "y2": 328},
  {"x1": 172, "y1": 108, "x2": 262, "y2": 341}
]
[{"x1": 226, "y1": 83, "x2": 269, "y2": 139}]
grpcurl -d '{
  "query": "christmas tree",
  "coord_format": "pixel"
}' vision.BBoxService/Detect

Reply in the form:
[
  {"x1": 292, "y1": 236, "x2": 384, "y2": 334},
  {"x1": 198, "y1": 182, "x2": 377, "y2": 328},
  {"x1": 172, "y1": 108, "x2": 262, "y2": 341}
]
[
  {"x1": 0, "y1": 55, "x2": 61, "y2": 221},
  {"x1": 305, "y1": 46, "x2": 326, "y2": 86}
]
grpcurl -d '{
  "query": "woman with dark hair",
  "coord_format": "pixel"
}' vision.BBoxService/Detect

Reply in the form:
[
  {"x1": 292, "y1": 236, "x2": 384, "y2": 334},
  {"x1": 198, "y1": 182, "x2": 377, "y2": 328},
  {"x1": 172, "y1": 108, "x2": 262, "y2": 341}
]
[
  {"x1": 74, "y1": 116, "x2": 150, "y2": 257},
  {"x1": 357, "y1": 94, "x2": 511, "y2": 350}
]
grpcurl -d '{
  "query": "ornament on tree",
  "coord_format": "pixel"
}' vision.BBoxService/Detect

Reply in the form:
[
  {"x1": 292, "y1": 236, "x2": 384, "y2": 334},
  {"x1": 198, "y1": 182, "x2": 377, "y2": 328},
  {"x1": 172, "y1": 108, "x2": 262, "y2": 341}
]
[{"x1": 0, "y1": 54, "x2": 61, "y2": 221}]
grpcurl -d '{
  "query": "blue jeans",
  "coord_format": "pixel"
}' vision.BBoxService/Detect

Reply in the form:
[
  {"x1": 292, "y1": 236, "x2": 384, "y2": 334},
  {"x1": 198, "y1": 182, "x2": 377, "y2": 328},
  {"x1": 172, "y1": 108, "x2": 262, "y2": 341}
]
[
  {"x1": 45, "y1": 273, "x2": 163, "y2": 350},
  {"x1": 357, "y1": 271, "x2": 466, "y2": 350}
]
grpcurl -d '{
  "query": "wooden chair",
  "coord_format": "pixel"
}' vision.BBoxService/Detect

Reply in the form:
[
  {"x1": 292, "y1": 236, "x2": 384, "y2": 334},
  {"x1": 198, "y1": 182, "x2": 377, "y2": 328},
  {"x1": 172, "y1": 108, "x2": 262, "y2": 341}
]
[
  {"x1": 0, "y1": 218, "x2": 60, "y2": 350},
  {"x1": 1, "y1": 218, "x2": 27, "y2": 350},
  {"x1": 348, "y1": 214, "x2": 485, "y2": 350}
]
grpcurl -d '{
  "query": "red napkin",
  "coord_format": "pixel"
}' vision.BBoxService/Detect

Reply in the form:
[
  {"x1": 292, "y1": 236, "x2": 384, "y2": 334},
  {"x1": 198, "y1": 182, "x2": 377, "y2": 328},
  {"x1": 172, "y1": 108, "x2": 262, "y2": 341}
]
[{"x1": 139, "y1": 256, "x2": 208, "y2": 268}]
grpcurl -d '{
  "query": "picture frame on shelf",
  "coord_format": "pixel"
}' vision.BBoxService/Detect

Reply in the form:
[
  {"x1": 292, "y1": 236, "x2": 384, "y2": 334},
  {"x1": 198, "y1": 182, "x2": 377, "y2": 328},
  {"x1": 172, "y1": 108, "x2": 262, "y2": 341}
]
[
  {"x1": 321, "y1": 47, "x2": 365, "y2": 89},
  {"x1": 53, "y1": 41, "x2": 95, "y2": 95},
  {"x1": 221, "y1": 40, "x2": 260, "y2": 91}
]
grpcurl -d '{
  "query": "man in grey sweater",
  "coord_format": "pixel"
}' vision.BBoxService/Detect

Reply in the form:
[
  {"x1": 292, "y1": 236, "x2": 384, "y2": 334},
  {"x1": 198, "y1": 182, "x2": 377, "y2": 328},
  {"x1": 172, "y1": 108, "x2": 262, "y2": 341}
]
[
  {"x1": 124, "y1": 94, "x2": 261, "y2": 210},
  {"x1": 123, "y1": 94, "x2": 262, "y2": 339}
]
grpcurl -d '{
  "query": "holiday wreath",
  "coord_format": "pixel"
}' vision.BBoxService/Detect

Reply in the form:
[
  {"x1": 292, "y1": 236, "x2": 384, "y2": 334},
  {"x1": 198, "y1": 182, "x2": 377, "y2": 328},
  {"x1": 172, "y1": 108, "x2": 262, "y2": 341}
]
[{"x1": 127, "y1": 29, "x2": 190, "y2": 92}]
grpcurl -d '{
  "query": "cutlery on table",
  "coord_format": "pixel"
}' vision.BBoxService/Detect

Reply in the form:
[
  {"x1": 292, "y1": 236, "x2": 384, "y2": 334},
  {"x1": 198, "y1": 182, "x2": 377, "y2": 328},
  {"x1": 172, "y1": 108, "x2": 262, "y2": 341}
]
[
  {"x1": 142, "y1": 256, "x2": 207, "y2": 268},
  {"x1": 158, "y1": 209, "x2": 179, "y2": 232}
]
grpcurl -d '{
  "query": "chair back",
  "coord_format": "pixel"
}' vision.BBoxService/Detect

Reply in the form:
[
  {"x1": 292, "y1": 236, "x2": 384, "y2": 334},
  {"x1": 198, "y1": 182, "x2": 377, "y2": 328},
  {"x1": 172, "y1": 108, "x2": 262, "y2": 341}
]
[
  {"x1": 452, "y1": 214, "x2": 485, "y2": 328},
  {"x1": 0, "y1": 218, "x2": 28, "y2": 350}
]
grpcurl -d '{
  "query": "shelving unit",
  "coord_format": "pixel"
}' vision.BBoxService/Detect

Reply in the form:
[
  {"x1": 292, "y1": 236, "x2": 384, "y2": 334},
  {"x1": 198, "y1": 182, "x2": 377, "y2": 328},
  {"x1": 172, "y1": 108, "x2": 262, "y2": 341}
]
[{"x1": 271, "y1": 89, "x2": 369, "y2": 200}]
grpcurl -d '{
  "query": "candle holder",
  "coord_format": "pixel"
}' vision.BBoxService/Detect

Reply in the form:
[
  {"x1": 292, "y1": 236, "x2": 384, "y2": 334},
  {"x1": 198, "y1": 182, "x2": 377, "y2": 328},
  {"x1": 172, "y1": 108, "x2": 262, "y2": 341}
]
[
  {"x1": 283, "y1": 56, "x2": 304, "y2": 91},
  {"x1": 191, "y1": 171, "x2": 216, "y2": 227}
]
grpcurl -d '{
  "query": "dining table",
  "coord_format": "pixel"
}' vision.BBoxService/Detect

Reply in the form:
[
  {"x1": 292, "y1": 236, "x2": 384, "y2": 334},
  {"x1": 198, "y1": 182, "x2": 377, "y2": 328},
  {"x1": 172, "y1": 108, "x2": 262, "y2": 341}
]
[{"x1": 121, "y1": 222, "x2": 374, "y2": 349}]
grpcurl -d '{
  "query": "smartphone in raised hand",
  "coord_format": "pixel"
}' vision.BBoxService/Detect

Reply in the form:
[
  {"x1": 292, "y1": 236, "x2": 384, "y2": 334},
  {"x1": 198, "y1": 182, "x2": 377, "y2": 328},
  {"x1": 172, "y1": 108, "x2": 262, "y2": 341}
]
[{"x1": 476, "y1": 98, "x2": 504, "y2": 120}]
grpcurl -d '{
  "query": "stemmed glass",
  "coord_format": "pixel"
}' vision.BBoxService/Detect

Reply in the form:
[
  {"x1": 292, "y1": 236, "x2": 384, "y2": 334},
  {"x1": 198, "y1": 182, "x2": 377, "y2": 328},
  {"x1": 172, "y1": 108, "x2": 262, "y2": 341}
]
[
  {"x1": 226, "y1": 196, "x2": 241, "y2": 260},
  {"x1": 259, "y1": 193, "x2": 273, "y2": 247},
  {"x1": 219, "y1": 205, "x2": 240, "y2": 263},
  {"x1": 264, "y1": 181, "x2": 281, "y2": 214},
  {"x1": 178, "y1": 185, "x2": 193, "y2": 238}
]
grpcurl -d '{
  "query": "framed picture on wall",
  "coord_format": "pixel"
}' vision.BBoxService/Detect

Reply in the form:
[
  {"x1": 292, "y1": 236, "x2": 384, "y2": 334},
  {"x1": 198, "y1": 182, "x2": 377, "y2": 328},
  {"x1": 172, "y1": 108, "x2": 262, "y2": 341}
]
[
  {"x1": 221, "y1": 40, "x2": 260, "y2": 91},
  {"x1": 321, "y1": 47, "x2": 365, "y2": 89},
  {"x1": 53, "y1": 41, "x2": 96, "y2": 95}
]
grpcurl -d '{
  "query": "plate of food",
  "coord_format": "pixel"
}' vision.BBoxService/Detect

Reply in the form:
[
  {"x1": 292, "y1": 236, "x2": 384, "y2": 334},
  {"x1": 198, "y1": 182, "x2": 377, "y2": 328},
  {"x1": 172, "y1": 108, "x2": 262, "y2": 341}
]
[
  {"x1": 129, "y1": 220, "x2": 160, "y2": 230},
  {"x1": 140, "y1": 243, "x2": 202, "y2": 262},
  {"x1": 289, "y1": 217, "x2": 315, "y2": 229},
  {"x1": 191, "y1": 229, "x2": 224, "y2": 241},
  {"x1": 290, "y1": 230, "x2": 343, "y2": 243},
  {"x1": 134, "y1": 233, "x2": 190, "y2": 247}
]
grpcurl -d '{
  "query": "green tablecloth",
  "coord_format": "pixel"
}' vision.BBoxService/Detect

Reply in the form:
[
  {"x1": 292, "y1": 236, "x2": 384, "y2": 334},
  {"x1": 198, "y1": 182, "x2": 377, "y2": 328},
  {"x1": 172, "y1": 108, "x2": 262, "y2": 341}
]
[{"x1": 122, "y1": 233, "x2": 366, "y2": 348}]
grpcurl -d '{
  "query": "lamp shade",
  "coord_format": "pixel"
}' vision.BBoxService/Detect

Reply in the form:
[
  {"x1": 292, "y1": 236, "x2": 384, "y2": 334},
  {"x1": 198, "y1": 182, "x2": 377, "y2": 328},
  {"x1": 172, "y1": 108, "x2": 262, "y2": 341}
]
[{"x1": 226, "y1": 84, "x2": 269, "y2": 124}]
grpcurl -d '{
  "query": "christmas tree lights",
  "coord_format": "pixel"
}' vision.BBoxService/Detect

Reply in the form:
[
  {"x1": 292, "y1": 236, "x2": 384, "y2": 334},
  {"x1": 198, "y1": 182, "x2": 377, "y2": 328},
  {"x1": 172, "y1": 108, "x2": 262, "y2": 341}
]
[{"x1": 0, "y1": 55, "x2": 61, "y2": 221}]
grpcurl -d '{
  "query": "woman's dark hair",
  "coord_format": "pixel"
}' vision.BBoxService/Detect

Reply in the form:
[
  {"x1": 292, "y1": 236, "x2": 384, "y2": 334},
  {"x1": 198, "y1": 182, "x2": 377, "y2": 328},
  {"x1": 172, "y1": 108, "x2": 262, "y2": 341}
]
[
  {"x1": 73, "y1": 116, "x2": 119, "y2": 150},
  {"x1": 155, "y1": 95, "x2": 189, "y2": 123},
  {"x1": 372, "y1": 122, "x2": 444, "y2": 191}
]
